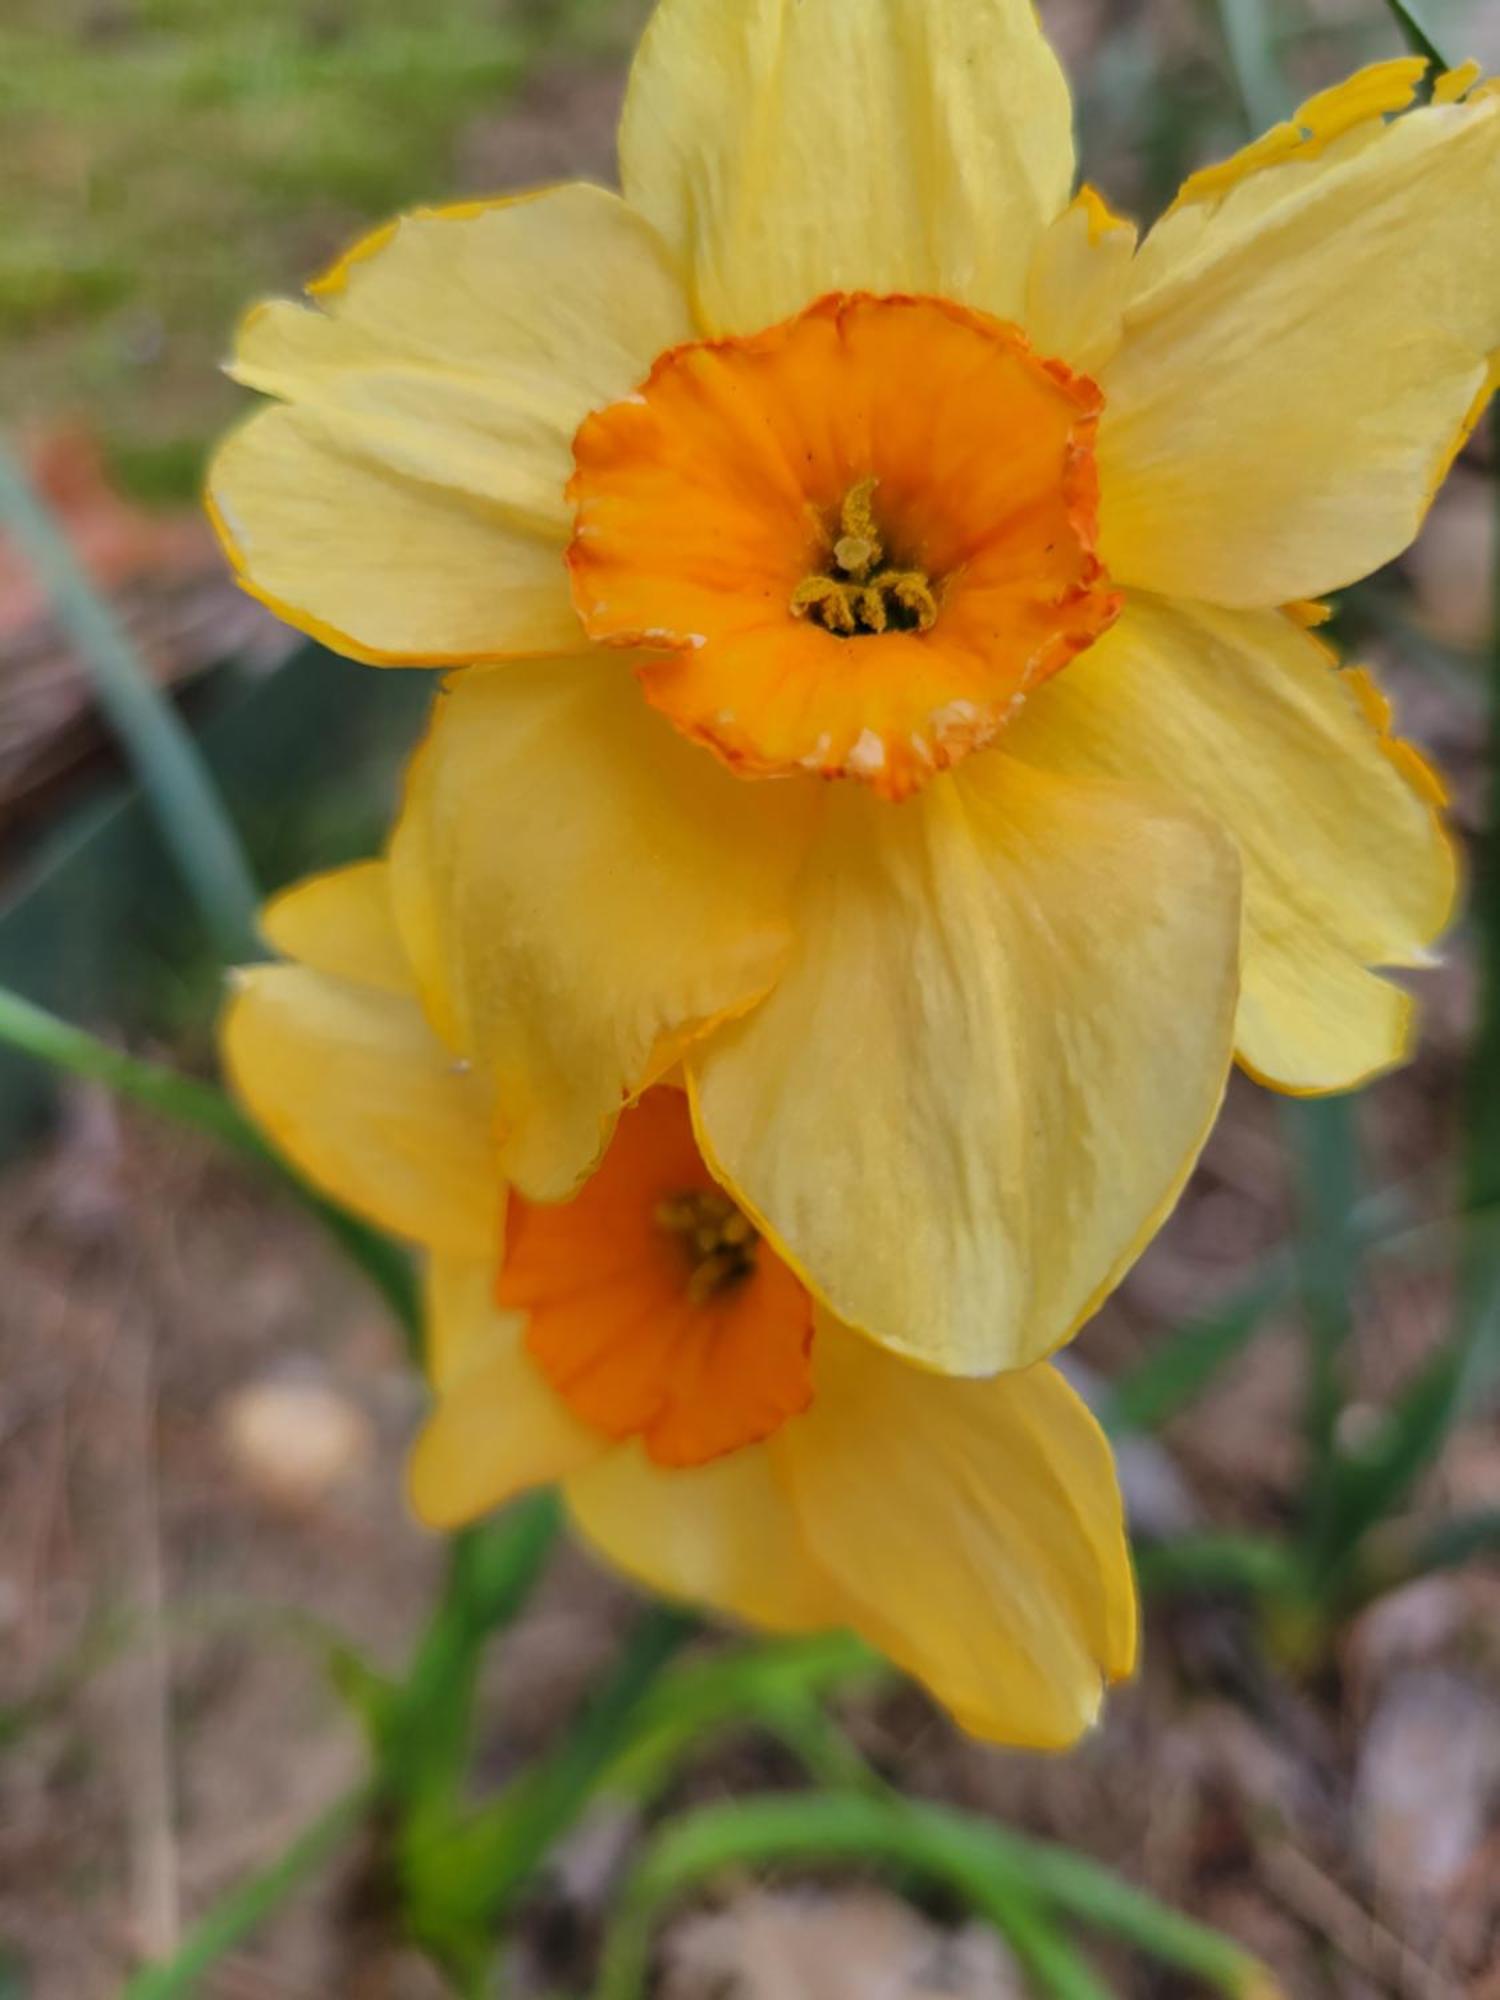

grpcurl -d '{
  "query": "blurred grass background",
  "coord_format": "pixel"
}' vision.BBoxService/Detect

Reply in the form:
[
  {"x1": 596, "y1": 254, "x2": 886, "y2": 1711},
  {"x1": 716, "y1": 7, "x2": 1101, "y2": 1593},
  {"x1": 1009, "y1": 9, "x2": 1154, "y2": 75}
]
[{"x1": 4, "y1": 1, "x2": 1500, "y2": 1995}]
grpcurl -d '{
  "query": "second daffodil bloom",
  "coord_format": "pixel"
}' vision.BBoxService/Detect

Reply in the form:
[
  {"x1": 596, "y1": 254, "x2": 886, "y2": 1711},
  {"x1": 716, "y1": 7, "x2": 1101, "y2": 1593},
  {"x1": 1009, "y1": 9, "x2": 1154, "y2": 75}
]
[
  {"x1": 208, "y1": 0, "x2": 1490, "y2": 1376},
  {"x1": 221, "y1": 862, "x2": 1136, "y2": 1747}
]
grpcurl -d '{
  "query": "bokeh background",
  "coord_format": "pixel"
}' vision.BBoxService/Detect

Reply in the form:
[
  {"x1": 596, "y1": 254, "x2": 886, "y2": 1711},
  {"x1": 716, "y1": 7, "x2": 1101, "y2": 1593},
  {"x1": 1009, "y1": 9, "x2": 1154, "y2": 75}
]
[{"x1": 3, "y1": 0, "x2": 1500, "y2": 1993}]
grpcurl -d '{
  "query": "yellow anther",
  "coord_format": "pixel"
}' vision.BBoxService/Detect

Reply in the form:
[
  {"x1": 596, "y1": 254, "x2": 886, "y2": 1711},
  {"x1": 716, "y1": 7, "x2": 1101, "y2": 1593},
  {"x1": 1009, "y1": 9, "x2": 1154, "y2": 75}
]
[
  {"x1": 791, "y1": 478, "x2": 940, "y2": 638},
  {"x1": 790, "y1": 574, "x2": 859, "y2": 635},
  {"x1": 655, "y1": 1188, "x2": 758, "y2": 1302},
  {"x1": 875, "y1": 569, "x2": 940, "y2": 634}
]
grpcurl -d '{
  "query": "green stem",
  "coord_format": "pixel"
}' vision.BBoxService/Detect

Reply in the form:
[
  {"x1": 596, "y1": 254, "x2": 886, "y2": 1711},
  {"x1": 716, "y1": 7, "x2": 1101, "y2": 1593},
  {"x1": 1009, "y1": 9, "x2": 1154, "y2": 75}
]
[
  {"x1": 121, "y1": 1782, "x2": 371, "y2": 2000},
  {"x1": 0, "y1": 440, "x2": 260, "y2": 963},
  {"x1": 0, "y1": 983, "x2": 421, "y2": 1350},
  {"x1": 382, "y1": 1495, "x2": 564, "y2": 1809},
  {"x1": 595, "y1": 1794, "x2": 1268, "y2": 2000}
]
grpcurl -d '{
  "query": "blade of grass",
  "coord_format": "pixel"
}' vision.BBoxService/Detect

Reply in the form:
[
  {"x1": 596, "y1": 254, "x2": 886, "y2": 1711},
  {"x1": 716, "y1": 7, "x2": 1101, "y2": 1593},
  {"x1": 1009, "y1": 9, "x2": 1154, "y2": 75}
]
[
  {"x1": 1375, "y1": 0, "x2": 1448, "y2": 66},
  {"x1": 0, "y1": 983, "x2": 420, "y2": 1349},
  {"x1": 993, "y1": 1898, "x2": 1116, "y2": 2000},
  {"x1": 0, "y1": 439, "x2": 259, "y2": 963},
  {"x1": 120, "y1": 1781, "x2": 371, "y2": 2000},
  {"x1": 1106, "y1": 1179, "x2": 1413, "y2": 1435},
  {"x1": 1213, "y1": 0, "x2": 1289, "y2": 133},
  {"x1": 594, "y1": 1793, "x2": 1272, "y2": 2000}
]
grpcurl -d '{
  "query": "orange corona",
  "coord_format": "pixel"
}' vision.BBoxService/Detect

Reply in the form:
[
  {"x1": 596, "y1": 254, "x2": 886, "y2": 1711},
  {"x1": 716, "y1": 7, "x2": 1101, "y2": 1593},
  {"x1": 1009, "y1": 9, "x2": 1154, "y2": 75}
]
[
  {"x1": 567, "y1": 293, "x2": 1120, "y2": 800},
  {"x1": 501, "y1": 1089, "x2": 814, "y2": 1468}
]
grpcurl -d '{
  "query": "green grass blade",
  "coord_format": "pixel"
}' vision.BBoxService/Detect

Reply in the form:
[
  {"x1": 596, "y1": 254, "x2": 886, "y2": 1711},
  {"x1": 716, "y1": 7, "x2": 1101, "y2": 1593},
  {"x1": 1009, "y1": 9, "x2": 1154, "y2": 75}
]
[
  {"x1": 0, "y1": 983, "x2": 420, "y2": 1348},
  {"x1": 1213, "y1": 0, "x2": 1289, "y2": 132},
  {"x1": 121, "y1": 1783, "x2": 371, "y2": 2000},
  {"x1": 0, "y1": 439, "x2": 260, "y2": 963},
  {"x1": 1376, "y1": 0, "x2": 1449, "y2": 65},
  {"x1": 992, "y1": 1897, "x2": 1115, "y2": 2000},
  {"x1": 1106, "y1": 1181, "x2": 1412, "y2": 1435},
  {"x1": 595, "y1": 1794, "x2": 1272, "y2": 2000}
]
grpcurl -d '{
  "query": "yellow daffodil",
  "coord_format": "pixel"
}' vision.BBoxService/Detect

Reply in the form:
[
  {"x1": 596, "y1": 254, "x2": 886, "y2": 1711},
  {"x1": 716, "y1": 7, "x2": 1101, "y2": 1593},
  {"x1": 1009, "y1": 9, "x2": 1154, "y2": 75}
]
[
  {"x1": 208, "y1": 1, "x2": 1486, "y2": 1376},
  {"x1": 221, "y1": 861, "x2": 1136, "y2": 1748}
]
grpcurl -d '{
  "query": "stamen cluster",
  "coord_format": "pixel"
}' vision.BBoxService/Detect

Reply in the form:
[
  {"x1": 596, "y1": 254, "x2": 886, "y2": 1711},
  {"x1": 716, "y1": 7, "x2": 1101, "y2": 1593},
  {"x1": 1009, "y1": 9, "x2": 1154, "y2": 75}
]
[
  {"x1": 654, "y1": 1188, "x2": 759, "y2": 1303},
  {"x1": 790, "y1": 477, "x2": 940, "y2": 637}
]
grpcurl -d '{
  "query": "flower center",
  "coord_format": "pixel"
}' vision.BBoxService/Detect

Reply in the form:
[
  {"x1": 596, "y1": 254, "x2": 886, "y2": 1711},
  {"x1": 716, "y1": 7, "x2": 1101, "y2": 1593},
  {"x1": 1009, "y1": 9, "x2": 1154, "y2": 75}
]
[
  {"x1": 498, "y1": 1091, "x2": 812, "y2": 1469},
  {"x1": 653, "y1": 1186, "x2": 759, "y2": 1303},
  {"x1": 789, "y1": 477, "x2": 939, "y2": 638},
  {"x1": 567, "y1": 292, "x2": 1120, "y2": 801}
]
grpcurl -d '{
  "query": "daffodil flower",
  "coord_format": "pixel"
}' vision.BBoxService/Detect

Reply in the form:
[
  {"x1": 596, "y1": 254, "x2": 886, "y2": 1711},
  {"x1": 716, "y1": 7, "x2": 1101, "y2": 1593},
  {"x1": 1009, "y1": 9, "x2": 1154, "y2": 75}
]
[
  {"x1": 208, "y1": 2, "x2": 1487, "y2": 1375},
  {"x1": 222, "y1": 863, "x2": 1136, "y2": 1747}
]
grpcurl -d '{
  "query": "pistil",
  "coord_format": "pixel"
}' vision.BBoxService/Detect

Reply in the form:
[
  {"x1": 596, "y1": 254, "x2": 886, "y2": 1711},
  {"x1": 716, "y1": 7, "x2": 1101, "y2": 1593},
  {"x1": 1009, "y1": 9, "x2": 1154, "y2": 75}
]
[{"x1": 791, "y1": 477, "x2": 939, "y2": 637}]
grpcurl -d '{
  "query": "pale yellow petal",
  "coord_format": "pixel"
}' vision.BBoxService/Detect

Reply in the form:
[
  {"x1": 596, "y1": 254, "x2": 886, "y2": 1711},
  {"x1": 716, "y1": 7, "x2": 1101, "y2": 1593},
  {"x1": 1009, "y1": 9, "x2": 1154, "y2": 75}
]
[
  {"x1": 1100, "y1": 87, "x2": 1500, "y2": 604},
  {"x1": 222, "y1": 965, "x2": 496, "y2": 1255},
  {"x1": 209, "y1": 403, "x2": 581, "y2": 663},
  {"x1": 260, "y1": 861, "x2": 410, "y2": 996},
  {"x1": 1025, "y1": 187, "x2": 1138, "y2": 375},
  {"x1": 690, "y1": 758, "x2": 1241, "y2": 1375},
  {"x1": 1006, "y1": 595, "x2": 1456, "y2": 1092},
  {"x1": 564, "y1": 1440, "x2": 843, "y2": 1634},
  {"x1": 209, "y1": 186, "x2": 694, "y2": 663},
  {"x1": 408, "y1": 1255, "x2": 602, "y2": 1528},
  {"x1": 777, "y1": 1322, "x2": 1135, "y2": 1747},
  {"x1": 388, "y1": 657, "x2": 816, "y2": 1200},
  {"x1": 619, "y1": 0, "x2": 1075, "y2": 334}
]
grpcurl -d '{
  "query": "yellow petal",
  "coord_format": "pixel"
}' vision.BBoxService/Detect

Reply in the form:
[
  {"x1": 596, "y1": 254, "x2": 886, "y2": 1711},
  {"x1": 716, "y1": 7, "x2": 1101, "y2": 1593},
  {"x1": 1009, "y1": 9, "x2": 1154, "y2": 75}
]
[
  {"x1": 1100, "y1": 88, "x2": 1500, "y2": 604},
  {"x1": 689, "y1": 758, "x2": 1241, "y2": 1375},
  {"x1": 388, "y1": 657, "x2": 816, "y2": 1200},
  {"x1": 208, "y1": 186, "x2": 693, "y2": 663},
  {"x1": 260, "y1": 860, "x2": 410, "y2": 996},
  {"x1": 564, "y1": 1440, "x2": 844, "y2": 1634},
  {"x1": 222, "y1": 965, "x2": 496, "y2": 1255},
  {"x1": 619, "y1": 0, "x2": 1075, "y2": 334},
  {"x1": 776, "y1": 1322, "x2": 1136, "y2": 1747},
  {"x1": 1007, "y1": 595, "x2": 1456, "y2": 1092},
  {"x1": 1025, "y1": 186, "x2": 1138, "y2": 375},
  {"x1": 408, "y1": 1256, "x2": 602, "y2": 1529}
]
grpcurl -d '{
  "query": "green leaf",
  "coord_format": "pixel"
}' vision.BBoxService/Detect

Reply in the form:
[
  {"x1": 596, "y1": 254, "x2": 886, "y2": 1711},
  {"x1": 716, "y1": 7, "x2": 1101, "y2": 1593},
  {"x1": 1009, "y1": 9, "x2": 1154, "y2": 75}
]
[
  {"x1": 595, "y1": 1793, "x2": 1271, "y2": 2000},
  {"x1": 121, "y1": 1784, "x2": 371, "y2": 2000},
  {"x1": 603, "y1": 1630, "x2": 887, "y2": 1803},
  {"x1": 399, "y1": 1603, "x2": 694, "y2": 1981},
  {"x1": 1212, "y1": 0, "x2": 1288, "y2": 133},
  {"x1": 1375, "y1": 0, "x2": 1450, "y2": 66},
  {"x1": 1106, "y1": 1180, "x2": 1413, "y2": 1435},
  {"x1": 0, "y1": 439, "x2": 259, "y2": 964}
]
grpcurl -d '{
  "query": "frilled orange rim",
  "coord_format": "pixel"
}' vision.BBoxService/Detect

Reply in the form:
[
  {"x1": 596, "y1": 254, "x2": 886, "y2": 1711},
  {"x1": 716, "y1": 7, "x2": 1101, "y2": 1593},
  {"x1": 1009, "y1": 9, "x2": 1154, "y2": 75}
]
[
  {"x1": 497, "y1": 1088, "x2": 814, "y2": 1468},
  {"x1": 567, "y1": 292, "x2": 1121, "y2": 801}
]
